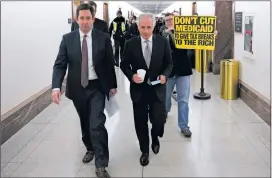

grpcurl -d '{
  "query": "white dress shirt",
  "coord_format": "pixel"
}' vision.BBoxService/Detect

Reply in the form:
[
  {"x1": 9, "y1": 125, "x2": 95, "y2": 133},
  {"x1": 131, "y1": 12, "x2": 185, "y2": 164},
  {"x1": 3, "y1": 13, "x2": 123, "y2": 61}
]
[
  {"x1": 79, "y1": 29, "x2": 98, "y2": 80},
  {"x1": 140, "y1": 35, "x2": 153, "y2": 84},
  {"x1": 140, "y1": 35, "x2": 153, "y2": 55},
  {"x1": 53, "y1": 29, "x2": 97, "y2": 91}
]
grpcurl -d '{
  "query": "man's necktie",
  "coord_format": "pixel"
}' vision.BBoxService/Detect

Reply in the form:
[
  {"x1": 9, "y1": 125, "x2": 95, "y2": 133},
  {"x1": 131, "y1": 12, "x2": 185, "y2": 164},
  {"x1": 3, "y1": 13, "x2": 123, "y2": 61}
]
[
  {"x1": 143, "y1": 40, "x2": 152, "y2": 84},
  {"x1": 81, "y1": 35, "x2": 89, "y2": 88},
  {"x1": 143, "y1": 40, "x2": 151, "y2": 68}
]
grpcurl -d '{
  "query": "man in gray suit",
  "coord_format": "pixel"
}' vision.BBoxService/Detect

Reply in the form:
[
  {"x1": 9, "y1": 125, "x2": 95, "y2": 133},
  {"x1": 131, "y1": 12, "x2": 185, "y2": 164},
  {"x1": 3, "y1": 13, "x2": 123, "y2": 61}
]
[{"x1": 52, "y1": 4, "x2": 116, "y2": 178}]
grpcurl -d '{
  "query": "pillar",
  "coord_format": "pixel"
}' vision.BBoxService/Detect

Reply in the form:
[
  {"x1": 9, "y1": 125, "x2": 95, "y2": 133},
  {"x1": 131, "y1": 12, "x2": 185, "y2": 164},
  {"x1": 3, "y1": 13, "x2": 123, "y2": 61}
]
[
  {"x1": 213, "y1": 1, "x2": 234, "y2": 74},
  {"x1": 103, "y1": 2, "x2": 109, "y2": 27}
]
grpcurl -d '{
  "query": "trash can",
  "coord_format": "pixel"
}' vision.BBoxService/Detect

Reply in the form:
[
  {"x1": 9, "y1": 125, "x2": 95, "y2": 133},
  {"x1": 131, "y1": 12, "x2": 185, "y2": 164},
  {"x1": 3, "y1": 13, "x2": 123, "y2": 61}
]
[{"x1": 220, "y1": 60, "x2": 239, "y2": 100}]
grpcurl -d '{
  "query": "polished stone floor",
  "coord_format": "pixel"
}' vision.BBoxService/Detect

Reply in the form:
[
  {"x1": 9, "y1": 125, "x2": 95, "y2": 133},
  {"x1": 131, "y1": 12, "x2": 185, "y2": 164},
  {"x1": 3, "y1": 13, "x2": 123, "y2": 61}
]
[{"x1": 1, "y1": 69, "x2": 270, "y2": 177}]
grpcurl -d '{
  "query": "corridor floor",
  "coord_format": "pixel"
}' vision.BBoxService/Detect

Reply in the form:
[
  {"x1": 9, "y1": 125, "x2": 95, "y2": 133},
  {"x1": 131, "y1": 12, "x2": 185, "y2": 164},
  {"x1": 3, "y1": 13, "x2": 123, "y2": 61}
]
[{"x1": 1, "y1": 70, "x2": 270, "y2": 177}]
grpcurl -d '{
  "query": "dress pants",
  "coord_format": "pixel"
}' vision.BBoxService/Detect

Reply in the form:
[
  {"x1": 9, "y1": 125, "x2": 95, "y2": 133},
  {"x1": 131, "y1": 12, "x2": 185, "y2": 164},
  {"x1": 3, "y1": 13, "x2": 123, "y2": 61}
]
[
  {"x1": 72, "y1": 80, "x2": 109, "y2": 168},
  {"x1": 132, "y1": 84, "x2": 166, "y2": 153}
]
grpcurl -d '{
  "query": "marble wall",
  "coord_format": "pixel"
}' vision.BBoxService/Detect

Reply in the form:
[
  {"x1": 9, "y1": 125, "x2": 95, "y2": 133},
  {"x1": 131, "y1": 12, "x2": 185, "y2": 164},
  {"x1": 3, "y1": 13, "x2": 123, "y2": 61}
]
[
  {"x1": 239, "y1": 81, "x2": 271, "y2": 126},
  {"x1": 213, "y1": 1, "x2": 234, "y2": 74},
  {"x1": 1, "y1": 79, "x2": 67, "y2": 145}
]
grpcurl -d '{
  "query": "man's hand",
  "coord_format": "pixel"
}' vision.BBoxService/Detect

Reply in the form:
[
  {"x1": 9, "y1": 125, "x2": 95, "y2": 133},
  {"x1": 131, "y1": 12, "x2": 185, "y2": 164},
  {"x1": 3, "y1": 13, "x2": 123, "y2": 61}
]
[
  {"x1": 52, "y1": 90, "x2": 61, "y2": 104},
  {"x1": 132, "y1": 74, "x2": 143, "y2": 84},
  {"x1": 110, "y1": 88, "x2": 117, "y2": 97},
  {"x1": 159, "y1": 75, "x2": 166, "y2": 84}
]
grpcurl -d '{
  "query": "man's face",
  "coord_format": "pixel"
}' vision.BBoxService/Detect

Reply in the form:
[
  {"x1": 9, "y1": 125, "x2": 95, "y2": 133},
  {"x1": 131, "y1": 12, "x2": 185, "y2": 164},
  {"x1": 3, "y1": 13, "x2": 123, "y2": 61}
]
[
  {"x1": 77, "y1": 10, "x2": 94, "y2": 33},
  {"x1": 165, "y1": 15, "x2": 173, "y2": 29},
  {"x1": 138, "y1": 16, "x2": 154, "y2": 40}
]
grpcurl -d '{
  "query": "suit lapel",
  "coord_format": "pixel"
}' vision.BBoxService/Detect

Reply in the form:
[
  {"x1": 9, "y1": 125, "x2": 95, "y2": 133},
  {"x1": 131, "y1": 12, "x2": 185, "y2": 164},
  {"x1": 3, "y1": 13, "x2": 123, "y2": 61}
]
[
  {"x1": 136, "y1": 36, "x2": 148, "y2": 70},
  {"x1": 74, "y1": 30, "x2": 82, "y2": 62},
  {"x1": 91, "y1": 29, "x2": 98, "y2": 66}
]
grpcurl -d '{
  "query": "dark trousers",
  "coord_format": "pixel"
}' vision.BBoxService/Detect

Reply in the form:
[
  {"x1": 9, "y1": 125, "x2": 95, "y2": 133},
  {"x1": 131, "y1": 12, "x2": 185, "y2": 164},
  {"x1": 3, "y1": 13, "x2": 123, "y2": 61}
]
[
  {"x1": 72, "y1": 80, "x2": 108, "y2": 168},
  {"x1": 114, "y1": 38, "x2": 125, "y2": 66},
  {"x1": 132, "y1": 85, "x2": 166, "y2": 153}
]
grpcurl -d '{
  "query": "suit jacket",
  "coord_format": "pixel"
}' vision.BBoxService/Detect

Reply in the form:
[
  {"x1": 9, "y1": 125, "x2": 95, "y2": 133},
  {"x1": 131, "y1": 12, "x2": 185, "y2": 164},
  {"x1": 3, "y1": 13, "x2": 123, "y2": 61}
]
[
  {"x1": 120, "y1": 35, "x2": 173, "y2": 103},
  {"x1": 52, "y1": 29, "x2": 117, "y2": 100},
  {"x1": 71, "y1": 18, "x2": 108, "y2": 34}
]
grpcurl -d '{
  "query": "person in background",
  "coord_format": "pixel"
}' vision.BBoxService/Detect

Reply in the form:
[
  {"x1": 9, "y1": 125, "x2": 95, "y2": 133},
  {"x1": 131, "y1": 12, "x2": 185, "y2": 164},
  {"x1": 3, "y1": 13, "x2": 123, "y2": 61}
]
[
  {"x1": 125, "y1": 15, "x2": 139, "y2": 40},
  {"x1": 158, "y1": 16, "x2": 166, "y2": 36},
  {"x1": 153, "y1": 16, "x2": 162, "y2": 35},
  {"x1": 120, "y1": 13, "x2": 173, "y2": 166},
  {"x1": 108, "y1": 10, "x2": 128, "y2": 67},
  {"x1": 162, "y1": 13, "x2": 192, "y2": 137},
  {"x1": 71, "y1": 1, "x2": 108, "y2": 34},
  {"x1": 52, "y1": 4, "x2": 117, "y2": 178}
]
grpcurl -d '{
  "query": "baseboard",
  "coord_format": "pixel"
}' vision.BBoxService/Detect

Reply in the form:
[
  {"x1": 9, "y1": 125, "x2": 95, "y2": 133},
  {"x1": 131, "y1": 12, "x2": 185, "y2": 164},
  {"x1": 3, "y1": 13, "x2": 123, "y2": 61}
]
[
  {"x1": 239, "y1": 80, "x2": 271, "y2": 126},
  {"x1": 0, "y1": 79, "x2": 67, "y2": 145}
]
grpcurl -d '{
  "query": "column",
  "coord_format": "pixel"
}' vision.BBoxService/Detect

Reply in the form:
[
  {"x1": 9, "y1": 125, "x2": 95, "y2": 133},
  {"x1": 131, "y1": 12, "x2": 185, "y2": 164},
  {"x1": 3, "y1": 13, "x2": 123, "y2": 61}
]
[
  {"x1": 103, "y1": 2, "x2": 109, "y2": 26},
  {"x1": 213, "y1": 1, "x2": 234, "y2": 74}
]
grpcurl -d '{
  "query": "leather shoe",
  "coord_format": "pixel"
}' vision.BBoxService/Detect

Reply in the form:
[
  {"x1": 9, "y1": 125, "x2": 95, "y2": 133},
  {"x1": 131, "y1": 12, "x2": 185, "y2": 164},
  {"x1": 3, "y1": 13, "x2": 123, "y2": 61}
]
[
  {"x1": 151, "y1": 144, "x2": 160, "y2": 154},
  {"x1": 82, "y1": 151, "x2": 94, "y2": 163},
  {"x1": 151, "y1": 137, "x2": 160, "y2": 154},
  {"x1": 95, "y1": 167, "x2": 111, "y2": 178},
  {"x1": 140, "y1": 153, "x2": 149, "y2": 166}
]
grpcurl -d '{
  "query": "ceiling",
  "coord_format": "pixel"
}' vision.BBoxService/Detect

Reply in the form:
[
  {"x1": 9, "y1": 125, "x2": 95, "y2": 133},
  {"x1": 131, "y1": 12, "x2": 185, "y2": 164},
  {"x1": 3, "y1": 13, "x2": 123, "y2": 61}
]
[{"x1": 127, "y1": 1, "x2": 175, "y2": 15}]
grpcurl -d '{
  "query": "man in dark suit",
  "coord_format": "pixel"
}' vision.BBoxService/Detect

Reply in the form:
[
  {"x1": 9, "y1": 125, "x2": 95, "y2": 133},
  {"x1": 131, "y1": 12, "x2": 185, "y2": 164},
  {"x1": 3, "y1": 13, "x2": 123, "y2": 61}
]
[
  {"x1": 120, "y1": 13, "x2": 173, "y2": 166},
  {"x1": 71, "y1": 1, "x2": 108, "y2": 34},
  {"x1": 52, "y1": 4, "x2": 116, "y2": 178}
]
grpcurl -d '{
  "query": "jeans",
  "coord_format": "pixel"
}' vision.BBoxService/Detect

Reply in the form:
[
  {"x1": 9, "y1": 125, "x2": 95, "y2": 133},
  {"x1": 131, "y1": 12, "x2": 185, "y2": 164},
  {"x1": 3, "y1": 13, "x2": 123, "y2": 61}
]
[{"x1": 165, "y1": 76, "x2": 190, "y2": 130}]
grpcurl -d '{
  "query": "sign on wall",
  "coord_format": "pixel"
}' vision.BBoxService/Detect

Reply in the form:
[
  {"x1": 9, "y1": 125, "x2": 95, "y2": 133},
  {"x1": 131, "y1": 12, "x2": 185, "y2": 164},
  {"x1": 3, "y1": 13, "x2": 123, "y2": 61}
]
[
  {"x1": 173, "y1": 16, "x2": 216, "y2": 50},
  {"x1": 235, "y1": 12, "x2": 243, "y2": 33},
  {"x1": 244, "y1": 15, "x2": 253, "y2": 54}
]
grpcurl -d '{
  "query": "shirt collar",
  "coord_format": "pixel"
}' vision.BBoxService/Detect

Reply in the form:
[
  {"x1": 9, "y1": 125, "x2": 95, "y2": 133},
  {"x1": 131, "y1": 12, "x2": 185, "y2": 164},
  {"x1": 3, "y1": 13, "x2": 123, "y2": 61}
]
[
  {"x1": 141, "y1": 35, "x2": 152, "y2": 43},
  {"x1": 79, "y1": 29, "x2": 92, "y2": 38}
]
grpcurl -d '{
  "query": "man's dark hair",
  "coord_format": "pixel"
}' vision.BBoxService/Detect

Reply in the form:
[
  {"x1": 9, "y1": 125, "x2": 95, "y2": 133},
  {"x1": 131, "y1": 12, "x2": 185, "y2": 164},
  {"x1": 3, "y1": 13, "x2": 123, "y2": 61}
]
[
  {"x1": 88, "y1": 1, "x2": 97, "y2": 10},
  {"x1": 165, "y1": 13, "x2": 174, "y2": 17},
  {"x1": 76, "y1": 3, "x2": 95, "y2": 18},
  {"x1": 132, "y1": 15, "x2": 137, "y2": 20}
]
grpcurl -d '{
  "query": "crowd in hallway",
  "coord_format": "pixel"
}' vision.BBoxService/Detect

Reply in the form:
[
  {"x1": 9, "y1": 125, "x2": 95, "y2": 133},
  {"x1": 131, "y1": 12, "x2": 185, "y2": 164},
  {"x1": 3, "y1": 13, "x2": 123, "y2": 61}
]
[{"x1": 1, "y1": 1, "x2": 270, "y2": 178}]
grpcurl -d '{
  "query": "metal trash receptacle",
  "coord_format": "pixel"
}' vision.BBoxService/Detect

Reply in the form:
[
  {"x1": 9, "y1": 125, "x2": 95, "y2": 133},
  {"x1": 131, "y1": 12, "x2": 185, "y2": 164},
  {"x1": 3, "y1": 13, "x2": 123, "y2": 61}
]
[{"x1": 220, "y1": 60, "x2": 239, "y2": 100}]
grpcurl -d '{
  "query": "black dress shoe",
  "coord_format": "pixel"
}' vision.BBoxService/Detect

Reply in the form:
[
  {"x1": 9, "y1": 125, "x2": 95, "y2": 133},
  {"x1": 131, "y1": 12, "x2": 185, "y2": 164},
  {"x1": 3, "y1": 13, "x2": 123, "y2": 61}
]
[
  {"x1": 151, "y1": 137, "x2": 160, "y2": 154},
  {"x1": 82, "y1": 151, "x2": 94, "y2": 163},
  {"x1": 151, "y1": 144, "x2": 160, "y2": 154},
  {"x1": 95, "y1": 167, "x2": 111, "y2": 178},
  {"x1": 140, "y1": 153, "x2": 149, "y2": 166}
]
